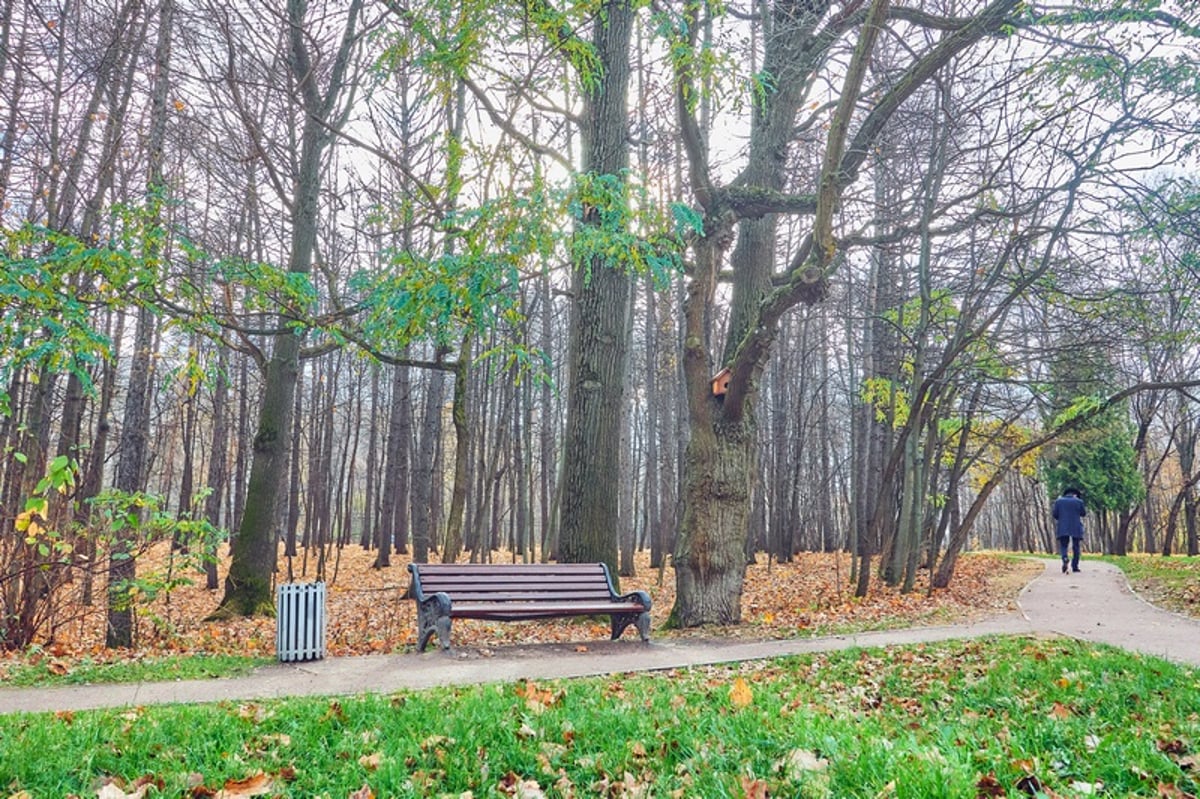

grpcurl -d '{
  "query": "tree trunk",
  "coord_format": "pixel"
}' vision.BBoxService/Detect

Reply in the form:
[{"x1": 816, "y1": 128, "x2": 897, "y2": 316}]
[
  {"x1": 411, "y1": 366, "x2": 445, "y2": 564},
  {"x1": 674, "y1": 418, "x2": 754, "y2": 626},
  {"x1": 203, "y1": 346, "x2": 230, "y2": 590},
  {"x1": 557, "y1": 0, "x2": 634, "y2": 574},
  {"x1": 215, "y1": 0, "x2": 364, "y2": 615},
  {"x1": 442, "y1": 334, "x2": 473, "y2": 564},
  {"x1": 107, "y1": 0, "x2": 167, "y2": 646},
  {"x1": 376, "y1": 360, "x2": 409, "y2": 567}
]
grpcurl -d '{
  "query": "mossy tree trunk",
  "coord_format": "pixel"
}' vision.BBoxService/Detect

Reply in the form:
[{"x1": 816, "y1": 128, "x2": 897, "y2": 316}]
[{"x1": 213, "y1": 0, "x2": 364, "y2": 618}]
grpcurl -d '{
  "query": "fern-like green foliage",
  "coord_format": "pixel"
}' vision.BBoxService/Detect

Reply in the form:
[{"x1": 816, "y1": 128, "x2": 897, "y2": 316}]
[
  {"x1": 568, "y1": 169, "x2": 688, "y2": 289},
  {"x1": 0, "y1": 215, "x2": 156, "y2": 415}
]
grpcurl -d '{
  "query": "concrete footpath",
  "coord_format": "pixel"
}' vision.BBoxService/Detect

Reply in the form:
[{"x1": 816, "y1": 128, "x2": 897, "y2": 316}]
[{"x1": 2, "y1": 559, "x2": 1198, "y2": 715}]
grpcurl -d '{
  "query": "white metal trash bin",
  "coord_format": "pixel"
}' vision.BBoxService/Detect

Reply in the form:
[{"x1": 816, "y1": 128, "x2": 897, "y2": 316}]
[{"x1": 276, "y1": 581, "x2": 326, "y2": 662}]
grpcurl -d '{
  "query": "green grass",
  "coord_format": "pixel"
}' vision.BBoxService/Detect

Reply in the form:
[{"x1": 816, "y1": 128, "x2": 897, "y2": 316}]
[
  {"x1": 0, "y1": 652, "x2": 271, "y2": 687},
  {"x1": 1097, "y1": 554, "x2": 1200, "y2": 618},
  {"x1": 2, "y1": 636, "x2": 1198, "y2": 798}
]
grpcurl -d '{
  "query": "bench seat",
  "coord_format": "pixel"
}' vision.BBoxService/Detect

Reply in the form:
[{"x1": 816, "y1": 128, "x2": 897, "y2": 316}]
[{"x1": 407, "y1": 562, "x2": 652, "y2": 652}]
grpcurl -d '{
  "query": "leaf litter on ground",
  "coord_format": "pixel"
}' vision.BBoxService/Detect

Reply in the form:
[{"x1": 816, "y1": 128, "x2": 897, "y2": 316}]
[{"x1": 0, "y1": 547, "x2": 1042, "y2": 676}]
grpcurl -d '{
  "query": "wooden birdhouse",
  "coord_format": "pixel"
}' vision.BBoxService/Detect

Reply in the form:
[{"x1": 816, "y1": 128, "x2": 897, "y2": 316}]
[{"x1": 710, "y1": 367, "x2": 731, "y2": 398}]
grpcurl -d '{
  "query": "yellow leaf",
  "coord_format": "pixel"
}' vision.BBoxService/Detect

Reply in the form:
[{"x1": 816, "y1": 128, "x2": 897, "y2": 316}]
[{"x1": 729, "y1": 677, "x2": 753, "y2": 708}]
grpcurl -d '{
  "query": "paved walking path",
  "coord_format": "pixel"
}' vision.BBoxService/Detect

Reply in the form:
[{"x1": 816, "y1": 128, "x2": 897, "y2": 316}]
[{"x1": 2, "y1": 559, "x2": 1198, "y2": 715}]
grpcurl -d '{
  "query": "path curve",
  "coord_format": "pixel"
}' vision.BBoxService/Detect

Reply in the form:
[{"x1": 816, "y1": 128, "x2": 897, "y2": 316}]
[
  {"x1": 2, "y1": 558, "x2": 1197, "y2": 715},
  {"x1": 1016, "y1": 558, "x2": 1200, "y2": 664}
]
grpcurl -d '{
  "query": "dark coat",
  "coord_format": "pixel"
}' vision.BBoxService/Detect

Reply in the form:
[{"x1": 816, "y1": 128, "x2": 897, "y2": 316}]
[{"x1": 1053, "y1": 494, "x2": 1086, "y2": 539}]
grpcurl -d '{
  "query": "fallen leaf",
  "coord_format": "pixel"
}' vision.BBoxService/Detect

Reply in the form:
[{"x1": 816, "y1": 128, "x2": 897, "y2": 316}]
[
  {"x1": 975, "y1": 772, "x2": 1006, "y2": 797},
  {"x1": 215, "y1": 771, "x2": 272, "y2": 798},
  {"x1": 1157, "y1": 784, "x2": 1198, "y2": 799},
  {"x1": 497, "y1": 773, "x2": 545, "y2": 798},
  {"x1": 774, "y1": 748, "x2": 828, "y2": 781},
  {"x1": 730, "y1": 677, "x2": 753, "y2": 708},
  {"x1": 421, "y1": 735, "x2": 453, "y2": 750},
  {"x1": 739, "y1": 776, "x2": 769, "y2": 799},
  {"x1": 347, "y1": 784, "x2": 374, "y2": 799},
  {"x1": 95, "y1": 776, "x2": 159, "y2": 799},
  {"x1": 1048, "y1": 701, "x2": 1072, "y2": 720},
  {"x1": 358, "y1": 752, "x2": 382, "y2": 770},
  {"x1": 1015, "y1": 773, "x2": 1044, "y2": 796}
]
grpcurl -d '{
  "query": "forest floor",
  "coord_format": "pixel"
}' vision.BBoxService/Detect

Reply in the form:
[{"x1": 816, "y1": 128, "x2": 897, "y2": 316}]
[{"x1": 8, "y1": 545, "x2": 1048, "y2": 669}]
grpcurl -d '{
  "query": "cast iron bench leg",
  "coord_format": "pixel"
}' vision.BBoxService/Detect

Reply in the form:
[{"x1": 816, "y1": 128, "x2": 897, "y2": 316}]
[
  {"x1": 417, "y1": 593, "x2": 453, "y2": 652},
  {"x1": 610, "y1": 590, "x2": 652, "y2": 642}
]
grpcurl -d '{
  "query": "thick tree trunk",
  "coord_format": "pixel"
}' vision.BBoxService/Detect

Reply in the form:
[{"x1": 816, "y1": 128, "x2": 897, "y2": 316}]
[
  {"x1": 674, "y1": 419, "x2": 754, "y2": 626},
  {"x1": 108, "y1": 306, "x2": 154, "y2": 645},
  {"x1": 215, "y1": 332, "x2": 300, "y2": 617},
  {"x1": 557, "y1": 0, "x2": 634, "y2": 573},
  {"x1": 214, "y1": 0, "x2": 363, "y2": 615}
]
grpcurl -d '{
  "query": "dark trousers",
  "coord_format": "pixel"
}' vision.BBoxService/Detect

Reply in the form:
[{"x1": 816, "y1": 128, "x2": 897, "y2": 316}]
[{"x1": 1058, "y1": 536, "x2": 1081, "y2": 571}]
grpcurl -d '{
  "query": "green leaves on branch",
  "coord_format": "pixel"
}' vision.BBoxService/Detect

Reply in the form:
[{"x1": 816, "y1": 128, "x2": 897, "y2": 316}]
[
  {"x1": 652, "y1": 0, "x2": 742, "y2": 114},
  {"x1": 90, "y1": 488, "x2": 225, "y2": 620},
  {"x1": 382, "y1": 0, "x2": 604, "y2": 96},
  {"x1": 0, "y1": 206, "x2": 165, "y2": 415},
  {"x1": 860, "y1": 376, "x2": 910, "y2": 427},
  {"x1": 1051, "y1": 393, "x2": 1104, "y2": 427},
  {"x1": 569, "y1": 170, "x2": 689, "y2": 288},
  {"x1": 351, "y1": 187, "x2": 554, "y2": 352}
]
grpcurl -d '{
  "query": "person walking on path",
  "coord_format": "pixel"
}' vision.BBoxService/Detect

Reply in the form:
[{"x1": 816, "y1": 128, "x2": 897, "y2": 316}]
[{"x1": 1053, "y1": 487, "x2": 1086, "y2": 573}]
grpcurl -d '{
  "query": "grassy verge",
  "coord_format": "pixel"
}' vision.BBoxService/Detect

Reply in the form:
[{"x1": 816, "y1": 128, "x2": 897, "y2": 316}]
[
  {"x1": 1097, "y1": 554, "x2": 1200, "y2": 618},
  {"x1": 0, "y1": 652, "x2": 270, "y2": 687},
  {"x1": 2, "y1": 636, "x2": 1197, "y2": 798}
]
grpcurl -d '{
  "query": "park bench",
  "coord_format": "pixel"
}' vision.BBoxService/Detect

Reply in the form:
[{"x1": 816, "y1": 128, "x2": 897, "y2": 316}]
[{"x1": 407, "y1": 561, "x2": 652, "y2": 652}]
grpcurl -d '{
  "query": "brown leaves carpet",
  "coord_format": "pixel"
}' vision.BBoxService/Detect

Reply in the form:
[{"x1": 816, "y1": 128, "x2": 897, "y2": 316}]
[{"x1": 11, "y1": 547, "x2": 1041, "y2": 665}]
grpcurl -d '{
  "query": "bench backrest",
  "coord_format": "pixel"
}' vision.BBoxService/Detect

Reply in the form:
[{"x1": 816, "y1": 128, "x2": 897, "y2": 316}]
[{"x1": 408, "y1": 562, "x2": 618, "y2": 603}]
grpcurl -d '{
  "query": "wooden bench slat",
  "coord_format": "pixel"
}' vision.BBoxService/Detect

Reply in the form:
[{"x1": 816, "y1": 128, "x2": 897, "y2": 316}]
[
  {"x1": 416, "y1": 589, "x2": 615, "y2": 598},
  {"x1": 451, "y1": 601, "x2": 645, "y2": 615},
  {"x1": 413, "y1": 579, "x2": 614, "y2": 590}
]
